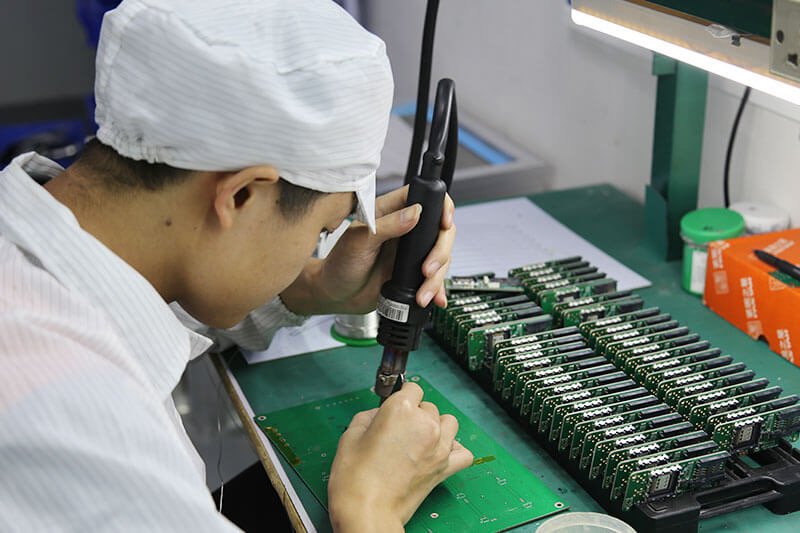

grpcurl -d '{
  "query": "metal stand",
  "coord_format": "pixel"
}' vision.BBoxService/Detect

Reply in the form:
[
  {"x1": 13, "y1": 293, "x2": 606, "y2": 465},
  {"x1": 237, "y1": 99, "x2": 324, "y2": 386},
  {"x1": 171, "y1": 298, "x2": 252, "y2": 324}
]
[{"x1": 645, "y1": 55, "x2": 709, "y2": 260}]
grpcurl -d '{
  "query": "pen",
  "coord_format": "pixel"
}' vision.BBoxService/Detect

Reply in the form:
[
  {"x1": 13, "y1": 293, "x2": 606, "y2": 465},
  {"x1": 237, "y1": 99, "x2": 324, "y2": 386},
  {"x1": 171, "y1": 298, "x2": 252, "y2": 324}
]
[{"x1": 754, "y1": 249, "x2": 800, "y2": 283}]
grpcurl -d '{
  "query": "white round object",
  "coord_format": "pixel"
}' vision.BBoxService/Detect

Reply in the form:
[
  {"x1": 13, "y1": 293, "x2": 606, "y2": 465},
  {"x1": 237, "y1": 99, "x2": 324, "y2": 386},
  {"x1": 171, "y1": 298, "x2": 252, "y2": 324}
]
[
  {"x1": 536, "y1": 512, "x2": 636, "y2": 533},
  {"x1": 729, "y1": 202, "x2": 791, "y2": 235}
]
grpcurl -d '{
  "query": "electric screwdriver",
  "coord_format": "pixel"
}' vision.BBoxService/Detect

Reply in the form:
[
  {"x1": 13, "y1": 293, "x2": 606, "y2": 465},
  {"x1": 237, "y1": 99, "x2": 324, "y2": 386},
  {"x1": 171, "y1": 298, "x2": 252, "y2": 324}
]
[{"x1": 375, "y1": 78, "x2": 457, "y2": 401}]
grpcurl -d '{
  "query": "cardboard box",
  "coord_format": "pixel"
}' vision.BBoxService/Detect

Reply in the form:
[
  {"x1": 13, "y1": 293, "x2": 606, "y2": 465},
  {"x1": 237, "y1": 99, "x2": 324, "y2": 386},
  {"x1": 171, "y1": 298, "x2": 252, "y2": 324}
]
[{"x1": 704, "y1": 229, "x2": 800, "y2": 367}]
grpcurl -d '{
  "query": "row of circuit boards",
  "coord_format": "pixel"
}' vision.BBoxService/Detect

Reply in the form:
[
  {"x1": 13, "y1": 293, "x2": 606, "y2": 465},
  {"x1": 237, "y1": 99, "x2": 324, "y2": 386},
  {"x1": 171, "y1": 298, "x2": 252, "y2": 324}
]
[{"x1": 433, "y1": 256, "x2": 800, "y2": 519}]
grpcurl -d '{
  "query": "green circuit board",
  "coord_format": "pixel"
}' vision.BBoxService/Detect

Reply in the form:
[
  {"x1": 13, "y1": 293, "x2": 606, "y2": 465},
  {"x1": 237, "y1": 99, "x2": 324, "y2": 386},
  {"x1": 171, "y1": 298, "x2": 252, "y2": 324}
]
[{"x1": 254, "y1": 376, "x2": 567, "y2": 532}]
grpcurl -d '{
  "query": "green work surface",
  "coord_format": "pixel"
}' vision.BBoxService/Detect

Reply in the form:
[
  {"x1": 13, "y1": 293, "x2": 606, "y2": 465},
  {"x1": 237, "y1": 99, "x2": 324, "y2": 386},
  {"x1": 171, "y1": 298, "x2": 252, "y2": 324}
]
[
  {"x1": 254, "y1": 376, "x2": 567, "y2": 532},
  {"x1": 229, "y1": 184, "x2": 800, "y2": 532}
]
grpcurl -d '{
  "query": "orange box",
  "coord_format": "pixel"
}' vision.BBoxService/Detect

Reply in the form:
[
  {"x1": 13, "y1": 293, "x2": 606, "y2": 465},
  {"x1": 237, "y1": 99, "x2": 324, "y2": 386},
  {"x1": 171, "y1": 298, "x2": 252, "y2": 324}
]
[{"x1": 704, "y1": 229, "x2": 800, "y2": 367}]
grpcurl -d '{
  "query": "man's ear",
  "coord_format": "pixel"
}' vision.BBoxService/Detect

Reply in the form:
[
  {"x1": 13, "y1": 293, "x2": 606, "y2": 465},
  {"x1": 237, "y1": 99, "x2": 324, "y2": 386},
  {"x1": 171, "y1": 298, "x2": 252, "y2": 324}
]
[{"x1": 213, "y1": 165, "x2": 280, "y2": 230}]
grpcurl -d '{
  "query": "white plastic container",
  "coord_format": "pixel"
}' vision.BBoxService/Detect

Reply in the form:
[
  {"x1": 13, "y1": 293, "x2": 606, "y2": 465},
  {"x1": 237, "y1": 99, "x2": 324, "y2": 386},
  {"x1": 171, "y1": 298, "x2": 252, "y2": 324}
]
[
  {"x1": 729, "y1": 201, "x2": 791, "y2": 235},
  {"x1": 536, "y1": 512, "x2": 636, "y2": 533}
]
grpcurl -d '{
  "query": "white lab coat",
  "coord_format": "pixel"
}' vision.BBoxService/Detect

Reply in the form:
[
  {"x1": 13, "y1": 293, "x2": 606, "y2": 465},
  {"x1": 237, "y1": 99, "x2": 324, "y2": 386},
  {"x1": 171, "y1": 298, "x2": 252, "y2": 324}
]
[{"x1": 0, "y1": 153, "x2": 305, "y2": 531}]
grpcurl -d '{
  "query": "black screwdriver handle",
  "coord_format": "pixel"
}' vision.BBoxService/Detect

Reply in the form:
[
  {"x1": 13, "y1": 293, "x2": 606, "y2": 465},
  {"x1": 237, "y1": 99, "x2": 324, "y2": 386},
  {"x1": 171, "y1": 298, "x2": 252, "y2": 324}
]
[
  {"x1": 391, "y1": 177, "x2": 447, "y2": 292},
  {"x1": 377, "y1": 79, "x2": 456, "y2": 352}
]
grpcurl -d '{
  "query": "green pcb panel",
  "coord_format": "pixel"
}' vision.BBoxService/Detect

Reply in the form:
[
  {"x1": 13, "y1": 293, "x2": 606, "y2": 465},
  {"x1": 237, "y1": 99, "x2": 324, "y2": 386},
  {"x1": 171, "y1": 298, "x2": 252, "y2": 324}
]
[{"x1": 254, "y1": 376, "x2": 568, "y2": 532}]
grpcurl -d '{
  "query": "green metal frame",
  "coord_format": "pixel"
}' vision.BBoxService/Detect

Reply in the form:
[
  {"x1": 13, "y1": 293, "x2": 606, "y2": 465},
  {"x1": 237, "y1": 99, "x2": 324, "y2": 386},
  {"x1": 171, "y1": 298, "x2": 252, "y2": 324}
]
[
  {"x1": 646, "y1": 54, "x2": 708, "y2": 260},
  {"x1": 640, "y1": 0, "x2": 773, "y2": 39}
]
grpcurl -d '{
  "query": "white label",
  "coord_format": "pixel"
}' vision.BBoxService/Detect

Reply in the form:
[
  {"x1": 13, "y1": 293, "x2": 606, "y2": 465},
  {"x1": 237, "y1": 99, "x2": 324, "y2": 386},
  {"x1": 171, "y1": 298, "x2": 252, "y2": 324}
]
[
  {"x1": 690, "y1": 249, "x2": 708, "y2": 294},
  {"x1": 377, "y1": 295, "x2": 410, "y2": 323}
]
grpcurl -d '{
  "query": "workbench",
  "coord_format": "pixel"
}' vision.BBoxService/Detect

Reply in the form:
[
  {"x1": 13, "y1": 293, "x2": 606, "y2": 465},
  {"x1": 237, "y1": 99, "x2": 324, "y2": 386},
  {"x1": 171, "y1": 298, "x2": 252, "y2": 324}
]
[{"x1": 217, "y1": 184, "x2": 800, "y2": 532}]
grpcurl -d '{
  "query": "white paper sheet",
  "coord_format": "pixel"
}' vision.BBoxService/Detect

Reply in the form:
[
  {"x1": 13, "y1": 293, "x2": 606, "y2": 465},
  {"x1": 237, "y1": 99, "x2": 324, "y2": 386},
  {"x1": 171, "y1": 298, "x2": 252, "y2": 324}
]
[
  {"x1": 449, "y1": 197, "x2": 650, "y2": 290},
  {"x1": 243, "y1": 315, "x2": 342, "y2": 365}
]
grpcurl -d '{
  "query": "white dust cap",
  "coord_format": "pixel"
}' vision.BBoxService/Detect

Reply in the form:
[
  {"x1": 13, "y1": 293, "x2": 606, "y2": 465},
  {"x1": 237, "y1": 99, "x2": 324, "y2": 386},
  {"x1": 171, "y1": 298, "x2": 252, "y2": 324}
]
[{"x1": 94, "y1": 0, "x2": 394, "y2": 232}]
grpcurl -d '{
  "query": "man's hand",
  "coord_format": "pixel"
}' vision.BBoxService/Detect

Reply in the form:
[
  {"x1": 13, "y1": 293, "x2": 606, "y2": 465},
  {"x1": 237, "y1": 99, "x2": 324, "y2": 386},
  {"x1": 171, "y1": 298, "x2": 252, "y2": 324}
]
[
  {"x1": 280, "y1": 186, "x2": 455, "y2": 315},
  {"x1": 327, "y1": 383, "x2": 473, "y2": 532}
]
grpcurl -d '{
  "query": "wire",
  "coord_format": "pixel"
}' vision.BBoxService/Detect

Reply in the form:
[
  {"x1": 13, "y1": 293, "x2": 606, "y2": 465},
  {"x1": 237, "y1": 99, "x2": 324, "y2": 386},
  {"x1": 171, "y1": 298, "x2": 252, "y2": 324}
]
[
  {"x1": 203, "y1": 356, "x2": 229, "y2": 514},
  {"x1": 404, "y1": 0, "x2": 440, "y2": 184},
  {"x1": 216, "y1": 404, "x2": 225, "y2": 513},
  {"x1": 723, "y1": 86, "x2": 751, "y2": 208}
]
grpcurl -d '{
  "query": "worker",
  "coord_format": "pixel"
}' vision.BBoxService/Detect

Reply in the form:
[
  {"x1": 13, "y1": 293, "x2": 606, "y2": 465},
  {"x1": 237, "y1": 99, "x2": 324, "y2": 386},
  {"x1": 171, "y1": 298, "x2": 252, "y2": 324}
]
[{"x1": 0, "y1": 0, "x2": 472, "y2": 531}]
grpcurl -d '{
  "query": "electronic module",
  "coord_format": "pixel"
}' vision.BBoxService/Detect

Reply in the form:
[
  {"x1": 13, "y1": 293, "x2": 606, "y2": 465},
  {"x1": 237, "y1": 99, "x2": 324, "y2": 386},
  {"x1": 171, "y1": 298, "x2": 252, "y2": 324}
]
[{"x1": 432, "y1": 257, "x2": 800, "y2": 531}]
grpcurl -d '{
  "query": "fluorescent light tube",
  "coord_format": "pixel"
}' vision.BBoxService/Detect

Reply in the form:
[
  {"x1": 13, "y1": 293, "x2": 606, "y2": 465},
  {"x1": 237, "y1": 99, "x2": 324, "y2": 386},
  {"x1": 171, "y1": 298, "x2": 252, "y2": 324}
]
[{"x1": 572, "y1": 8, "x2": 800, "y2": 106}]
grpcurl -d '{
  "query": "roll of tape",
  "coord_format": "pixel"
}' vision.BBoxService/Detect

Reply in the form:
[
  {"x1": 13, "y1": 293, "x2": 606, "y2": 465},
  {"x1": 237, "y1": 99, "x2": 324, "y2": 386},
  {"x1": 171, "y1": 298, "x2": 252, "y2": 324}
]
[
  {"x1": 333, "y1": 311, "x2": 379, "y2": 340},
  {"x1": 729, "y1": 201, "x2": 791, "y2": 235}
]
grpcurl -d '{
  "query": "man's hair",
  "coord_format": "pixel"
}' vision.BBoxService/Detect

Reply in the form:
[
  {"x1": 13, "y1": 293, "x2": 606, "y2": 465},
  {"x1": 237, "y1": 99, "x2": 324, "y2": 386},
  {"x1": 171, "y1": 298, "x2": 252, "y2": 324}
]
[{"x1": 76, "y1": 138, "x2": 325, "y2": 220}]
